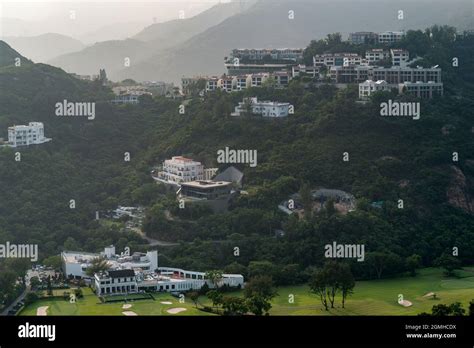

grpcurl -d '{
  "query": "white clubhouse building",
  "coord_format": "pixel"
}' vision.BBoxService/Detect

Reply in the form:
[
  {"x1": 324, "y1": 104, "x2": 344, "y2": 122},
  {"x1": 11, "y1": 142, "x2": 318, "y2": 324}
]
[{"x1": 62, "y1": 245, "x2": 244, "y2": 296}]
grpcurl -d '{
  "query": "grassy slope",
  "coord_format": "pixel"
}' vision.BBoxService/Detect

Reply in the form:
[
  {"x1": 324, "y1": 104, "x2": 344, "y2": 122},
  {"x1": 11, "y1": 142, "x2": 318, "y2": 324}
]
[
  {"x1": 20, "y1": 288, "x2": 214, "y2": 316},
  {"x1": 20, "y1": 267, "x2": 474, "y2": 316}
]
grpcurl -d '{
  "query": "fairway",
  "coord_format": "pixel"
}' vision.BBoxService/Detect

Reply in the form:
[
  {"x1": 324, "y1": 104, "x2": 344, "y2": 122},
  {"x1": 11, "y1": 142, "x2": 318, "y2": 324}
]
[
  {"x1": 270, "y1": 267, "x2": 474, "y2": 315},
  {"x1": 19, "y1": 267, "x2": 474, "y2": 316},
  {"x1": 19, "y1": 288, "x2": 215, "y2": 316}
]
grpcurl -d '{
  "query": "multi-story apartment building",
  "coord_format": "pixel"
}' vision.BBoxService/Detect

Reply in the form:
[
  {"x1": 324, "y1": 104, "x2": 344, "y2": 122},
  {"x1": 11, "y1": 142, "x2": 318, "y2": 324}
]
[
  {"x1": 348, "y1": 32, "x2": 378, "y2": 45},
  {"x1": 398, "y1": 81, "x2": 444, "y2": 99},
  {"x1": 273, "y1": 71, "x2": 292, "y2": 87},
  {"x1": 390, "y1": 49, "x2": 410, "y2": 67},
  {"x1": 359, "y1": 80, "x2": 391, "y2": 99},
  {"x1": 206, "y1": 77, "x2": 219, "y2": 92},
  {"x1": 291, "y1": 64, "x2": 318, "y2": 78},
  {"x1": 365, "y1": 49, "x2": 390, "y2": 63},
  {"x1": 378, "y1": 31, "x2": 405, "y2": 44},
  {"x1": 234, "y1": 75, "x2": 251, "y2": 91},
  {"x1": 369, "y1": 66, "x2": 442, "y2": 84},
  {"x1": 229, "y1": 48, "x2": 304, "y2": 62},
  {"x1": 218, "y1": 76, "x2": 235, "y2": 92},
  {"x1": 156, "y1": 156, "x2": 205, "y2": 185},
  {"x1": 250, "y1": 72, "x2": 271, "y2": 87},
  {"x1": 330, "y1": 65, "x2": 372, "y2": 83},
  {"x1": 7, "y1": 122, "x2": 52, "y2": 147},
  {"x1": 231, "y1": 97, "x2": 290, "y2": 117},
  {"x1": 313, "y1": 53, "x2": 367, "y2": 67}
]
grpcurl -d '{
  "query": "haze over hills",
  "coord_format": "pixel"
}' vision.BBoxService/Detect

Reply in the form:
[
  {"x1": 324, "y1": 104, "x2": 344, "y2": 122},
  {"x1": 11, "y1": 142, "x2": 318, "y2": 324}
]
[
  {"x1": 2, "y1": 33, "x2": 85, "y2": 63},
  {"x1": 47, "y1": 1, "x2": 253, "y2": 78},
  {"x1": 46, "y1": 0, "x2": 474, "y2": 84}
]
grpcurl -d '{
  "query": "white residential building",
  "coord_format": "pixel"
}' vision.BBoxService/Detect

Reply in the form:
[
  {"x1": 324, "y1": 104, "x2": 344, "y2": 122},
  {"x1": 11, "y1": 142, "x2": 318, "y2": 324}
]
[
  {"x1": 313, "y1": 53, "x2": 367, "y2": 67},
  {"x1": 231, "y1": 97, "x2": 290, "y2": 118},
  {"x1": 359, "y1": 80, "x2": 391, "y2": 99},
  {"x1": 218, "y1": 76, "x2": 235, "y2": 92},
  {"x1": 206, "y1": 77, "x2": 219, "y2": 92},
  {"x1": 155, "y1": 156, "x2": 205, "y2": 185},
  {"x1": 7, "y1": 122, "x2": 52, "y2": 147},
  {"x1": 291, "y1": 64, "x2": 318, "y2": 78},
  {"x1": 273, "y1": 71, "x2": 292, "y2": 87},
  {"x1": 250, "y1": 73, "x2": 271, "y2": 87},
  {"x1": 378, "y1": 31, "x2": 405, "y2": 44},
  {"x1": 390, "y1": 49, "x2": 410, "y2": 67},
  {"x1": 234, "y1": 75, "x2": 251, "y2": 91},
  {"x1": 398, "y1": 81, "x2": 444, "y2": 99},
  {"x1": 61, "y1": 245, "x2": 158, "y2": 279},
  {"x1": 365, "y1": 49, "x2": 390, "y2": 63},
  {"x1": 229, "y1": 48, "x2": 304, "y2": 62}
]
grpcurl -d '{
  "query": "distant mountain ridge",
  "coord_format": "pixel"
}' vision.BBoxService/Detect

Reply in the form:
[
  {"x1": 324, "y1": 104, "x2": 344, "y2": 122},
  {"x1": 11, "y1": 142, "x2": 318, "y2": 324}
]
[
  {"x1": 3, "y1": 33, "x2": 85, "y2": 63},
  {"x1": 43, "y1": 0, "x2": 474, "y2": 83}
]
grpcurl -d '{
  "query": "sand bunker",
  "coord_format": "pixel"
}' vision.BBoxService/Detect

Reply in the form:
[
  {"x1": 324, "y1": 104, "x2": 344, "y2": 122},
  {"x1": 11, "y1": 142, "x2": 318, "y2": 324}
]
[
  {"x1": 122, "y1": 304, "x2": 132, "y2": 309},
  {"x1": 423, "y1": 292, "x2": 435, "y2": 298},
  {"x1": 166, "y1": 308, "x2": 187, "y2": 314},
  {"x1": 399, "y1": 300, "x2": 413, "y2": 307},
  {"x1": 160, "y1": 301, "x2": 173, "y2": 305},
  {"x1": 36, "y1": 306, "x2": 49, "y2": 316},
  {"x1": 122, "y1": 311, "x2": 138, "y2": 316}
]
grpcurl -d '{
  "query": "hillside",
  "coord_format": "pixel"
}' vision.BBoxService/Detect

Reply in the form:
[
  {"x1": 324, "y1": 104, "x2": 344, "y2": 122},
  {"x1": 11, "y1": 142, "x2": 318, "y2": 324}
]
[
  {"x1": 2, "y1": 33, "x2": 85, "y2": 63},
  {"x1": 0, "y1": 40, "x2": 32, "y2": 67},
  {"x1": 46, "y1": 1, "x2": 253, "y2": 78},
  {"x1": 113, "y1": 0, "x2": 473, "y2": 82},
  {"x1": 0, "y1": 28, "x2": 473, "y2": 283}
]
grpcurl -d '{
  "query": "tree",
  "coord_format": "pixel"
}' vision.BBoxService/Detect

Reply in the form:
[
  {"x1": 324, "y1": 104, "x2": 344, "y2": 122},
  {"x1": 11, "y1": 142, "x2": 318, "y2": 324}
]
[
  {"x1": 405, "y1": 254, "x2": 422, "y2": 276},
  {"x1": 29, "y1": 276, "x2": 41, "y2": 289},
  {"x1": 24, "y1": 292, "x2": 39, "y2": 305},
  {"x1": 188, "y1": 291, "x2": 200, "y2": 308},
  {"x1": 205, "y1": 270, "x2": 223, "y2": 289},
  {"x1": 309, "y1": 269, "x2": 329, "y2": 310},
  {"x1": 434, "y1": 254, "x2": 462, "y2": 277},
  {"x1": 430, "y1": 302, "x2": 465, "y2": 316},
  {"x1": 207, "y1": 290, "x2": 223, "y2": 312},
  {"x1": 244, "y1": 276, "x2": 277, "y2": 316},
  {"x1": 468, "y1": 300, "x2": 474, "y2": 316},
  {"x1": 85, "y1": 257, "x2": 110, "y2": 277},
  {"x1": 339, "y1": 263, "x2": 355, "y2": 309},
  {"x1": 299, "y1": 182, "x2": 313, "y2": 219},
  {"x1": 222, "y1": 296, "x2": 248, "y2": 315}
]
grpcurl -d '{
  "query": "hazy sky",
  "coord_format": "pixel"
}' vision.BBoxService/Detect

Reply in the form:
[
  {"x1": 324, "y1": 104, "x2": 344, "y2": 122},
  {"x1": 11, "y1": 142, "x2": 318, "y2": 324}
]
[{"x1": 0, "y1": 0, "x2": 224, "y2": 39}]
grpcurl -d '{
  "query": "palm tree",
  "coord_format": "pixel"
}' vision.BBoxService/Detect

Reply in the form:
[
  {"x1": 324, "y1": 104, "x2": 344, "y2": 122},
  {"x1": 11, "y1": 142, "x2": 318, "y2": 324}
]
[
  {"x1": 205, "y1": 270, "x2": 223, "y2": 289},
  {"x1": 85, "y1": 257, "x2": 110, "y2": 277}
]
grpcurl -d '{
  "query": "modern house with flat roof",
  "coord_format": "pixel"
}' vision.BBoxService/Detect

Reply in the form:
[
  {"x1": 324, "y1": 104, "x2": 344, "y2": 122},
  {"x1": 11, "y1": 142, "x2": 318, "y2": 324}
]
[
  {"x1": 378, "y1": 31, "x2": 405, "y2": 44},
  {"x1": 359, "y1": 80, "x2": 391, "y2": 99},
  {"x1": 398, "y1": 81, "x2": 444, "y2": 99},
  {"x1": 231, "y1": 97, "x2": 290, "y2": 117},
  {"x1": 179, "y1": 180, "x2": 233, "y2": 201},
  {"x1": 7, "y1": 122, "x2": 52, "y2": 147},
  {"x1": 61, "y1": 245, "x2": 158, "y2": 279}
]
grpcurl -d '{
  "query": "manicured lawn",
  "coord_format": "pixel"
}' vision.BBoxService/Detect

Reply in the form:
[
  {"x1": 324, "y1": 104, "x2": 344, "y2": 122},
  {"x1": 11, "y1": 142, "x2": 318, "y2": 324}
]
[
  {"x1": 19, "y1": 267, "x2": 474, "y2": 316},
  {"x1": 19, "y1": 288, "x2": 214, "y2": 316},
  {"x1": 270, "y1": 267, "x2": 474, "y2": 315}
]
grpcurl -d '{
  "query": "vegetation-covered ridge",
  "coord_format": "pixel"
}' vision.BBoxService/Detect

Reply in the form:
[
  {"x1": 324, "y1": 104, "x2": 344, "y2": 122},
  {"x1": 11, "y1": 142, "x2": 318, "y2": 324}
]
[{"x1": 0, "y1": 26, "x2": 473, "y2": 309}]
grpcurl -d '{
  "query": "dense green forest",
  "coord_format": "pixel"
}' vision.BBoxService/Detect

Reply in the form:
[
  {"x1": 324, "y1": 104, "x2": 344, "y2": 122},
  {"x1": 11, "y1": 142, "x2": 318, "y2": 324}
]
[{"x1": 0, "y1": 26, "x2": 473, "y2": 303}]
